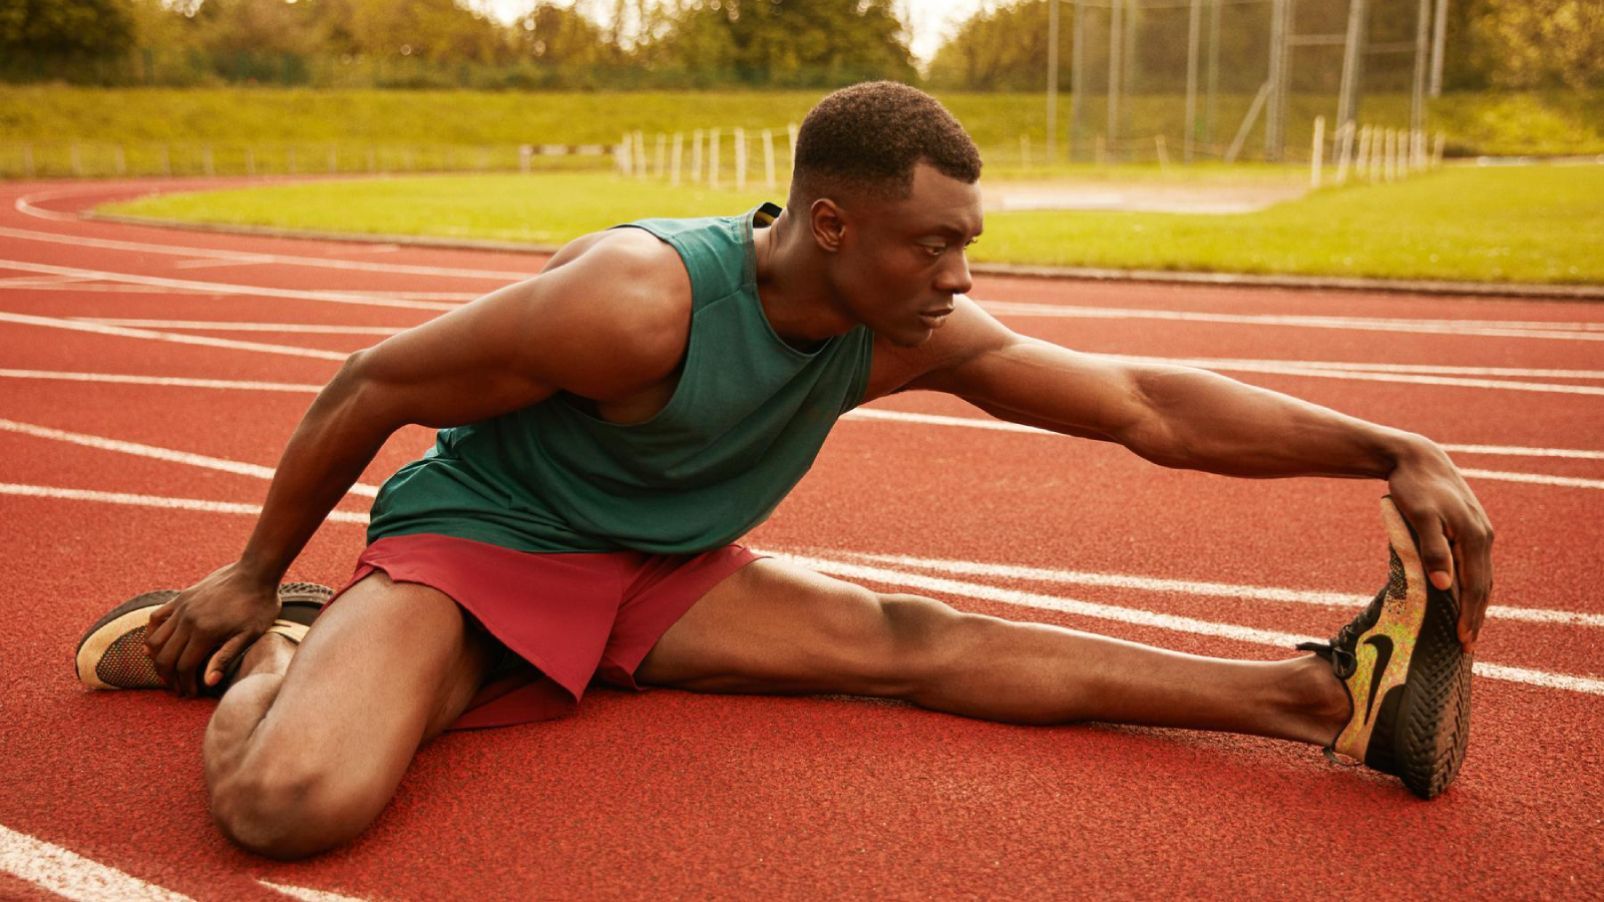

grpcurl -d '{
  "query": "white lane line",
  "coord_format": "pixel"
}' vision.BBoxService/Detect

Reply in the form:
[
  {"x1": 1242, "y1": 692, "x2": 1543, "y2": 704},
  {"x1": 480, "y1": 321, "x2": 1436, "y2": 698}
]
[
  {"x1": 0, "y1": 311, "x2": 349, "y2": 361},
  {"x1": 1457, "y1": 469, "x2": 1604, "y2": 490},
  {"x1": 1139, "y1": 356, "x2": 1604, "y2": 381},
  {"x1": 842, "y1": 408, "x2": 1604, "y2": 464},
  {"x1": 0, "y1": 258, "x2": 457, "y2": 311},
  {"x1": 1444, "y1": 444, "x2": 1604, "y2": 461},
  {"x1": 1102, "y1": 354, "x2": 1604, "y2": 396},
  {"x1": 0, "y1": 281, "x2": 210, "y2": 295},
  {"x1": 75, "y1": 318, "x2": 408, "y2": 336},
  {"x1": 257, "y1": 879, "x2": 368, "y2": 902},
  {"x1": 836, "y1": 550, "x2": 1604, "y2": 628},
  {"x1": 13, "y1": 191, "x2": 81, "y2": 222},
  {"x1": 171, "y1": 257, "x2": 269, "y2": 270},
  {"x1": 982, "y1": 300, "x2": 1604, "y2": 342},
  {"x1": 0, "y1": 222, "x2": 532, "y2": 280},
  {"x1": 778, "y1": 553, "x2": 1604, "y2": 696},
  {"x1": 0, "y1": 822, "x2": 193, "y2": 901},
  {"x1": 0, "y1": 368, "x2": 323, "y2": 393},
  {"x1": 0, "y1": 418, "x2": 380, "y2": 498},
  {"x1": 0, "y1": 483, "x2": 369, "y2": 524}
]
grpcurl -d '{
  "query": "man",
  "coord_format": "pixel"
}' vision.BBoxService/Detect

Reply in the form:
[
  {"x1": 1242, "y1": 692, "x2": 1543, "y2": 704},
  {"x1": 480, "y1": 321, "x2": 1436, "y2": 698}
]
[{"x1": 76, "y1": 82, "x2": 1491, "y2": 860}]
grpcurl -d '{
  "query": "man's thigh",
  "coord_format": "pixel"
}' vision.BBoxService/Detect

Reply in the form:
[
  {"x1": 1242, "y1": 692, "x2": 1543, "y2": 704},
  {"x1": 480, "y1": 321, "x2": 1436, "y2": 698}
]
[
  {"x1": 634, "y1": 557, "x2": 946, "y2": 697},
  {"x1": 260, "y1": 572, "x2": 500, "y2": 785}
]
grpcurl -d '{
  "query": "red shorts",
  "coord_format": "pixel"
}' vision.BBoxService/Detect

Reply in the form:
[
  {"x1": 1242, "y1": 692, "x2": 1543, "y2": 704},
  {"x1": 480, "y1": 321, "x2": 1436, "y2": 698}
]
[{"x1": 332, "y1": 534, "x2": 760, "y2": 730}]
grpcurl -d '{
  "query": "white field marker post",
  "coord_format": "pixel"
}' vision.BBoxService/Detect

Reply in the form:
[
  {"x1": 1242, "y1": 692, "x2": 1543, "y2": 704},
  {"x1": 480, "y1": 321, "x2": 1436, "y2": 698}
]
[
  {"x1": 786, "y1": 123, "x2": 798, "y2": 171},
  {"x1": 692, "y1": 129, "x2": 704, "y2": 183},
  {"x1": 1355, "y1": 125, "x2": 1370, "y2": 181},
  {"x1": 1311, "y1": 116, "x2": 1325, "y2": 188},
  {"x1": 1386, "y1": 128, "x2": 1399, "y2": 182},
  {"x1": 655, "y1": 133, "x2": 666, "y2": 178},
  {"x1": 1334, "y1": 121, "x2": 1351, "y2": 185},
  {"x1": 520, "y1": 144, "x2": 532, "y2": 174},
  {"x1": 762, "y1": 128, "x2": 776, "y2": 188},
  {"x1": 617, "y1": 133, "x2": 632, "y2": 177},
  {"x1": 671, "y1": 132, "x2": 683, "y2": 186},
  {"x1": 634, "y1": 130, "x2": 647, "y2": 179},
  {"x1": 734, "y1": 127, "x2": 747, "y2": 191},
  {"x1": 709, "y1": 128, "x2": 721, "y2": 189},
  {"x1": 1155, "y1": 134, "x2": 1170, "y2": 168}
]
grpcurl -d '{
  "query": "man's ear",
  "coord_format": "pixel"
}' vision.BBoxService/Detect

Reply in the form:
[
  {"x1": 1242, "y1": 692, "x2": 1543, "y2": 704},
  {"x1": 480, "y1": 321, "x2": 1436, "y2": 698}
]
[{"x1": 809, "y1": 198, "x2": 846, "y2": 254}]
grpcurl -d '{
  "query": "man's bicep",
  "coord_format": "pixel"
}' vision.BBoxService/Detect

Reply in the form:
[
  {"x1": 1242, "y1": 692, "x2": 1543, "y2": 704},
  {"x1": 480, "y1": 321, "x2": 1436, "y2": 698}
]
[
  {"x1": 344, "y1": 281, "x2": 563, "y2": 429},
  {"x1": 919, "y1": 334, "x2": 1154, "y2": 443}
]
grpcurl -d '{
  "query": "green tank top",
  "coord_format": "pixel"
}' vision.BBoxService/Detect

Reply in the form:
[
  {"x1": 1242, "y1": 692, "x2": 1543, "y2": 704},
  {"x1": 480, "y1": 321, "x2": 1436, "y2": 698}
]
[{"x1": 367, "y1": 203, "x2": 876, "y2": 554}]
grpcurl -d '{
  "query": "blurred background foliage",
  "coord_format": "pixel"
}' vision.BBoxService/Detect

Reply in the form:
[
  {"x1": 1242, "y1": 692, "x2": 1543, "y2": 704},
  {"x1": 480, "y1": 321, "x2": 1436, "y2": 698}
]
[{"x1": 0, "y1": 0, "x2": 1597, "y2": 93}]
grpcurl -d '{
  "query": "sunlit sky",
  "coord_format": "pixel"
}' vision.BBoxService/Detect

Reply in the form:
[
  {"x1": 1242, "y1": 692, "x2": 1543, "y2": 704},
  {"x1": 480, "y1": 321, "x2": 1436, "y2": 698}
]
[{"x1": 474, "y1": 1, "x2": 987, "y2": 65}]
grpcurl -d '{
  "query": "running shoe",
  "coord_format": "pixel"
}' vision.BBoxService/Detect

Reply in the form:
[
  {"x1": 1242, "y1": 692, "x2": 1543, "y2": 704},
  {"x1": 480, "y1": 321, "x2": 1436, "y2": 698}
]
[
  {"x1": 1297, "y1": 497, "x2": 1473, "y2": 799},
  {"x1": 75, "y1": 582, "x2": 333, "y2": 692}
]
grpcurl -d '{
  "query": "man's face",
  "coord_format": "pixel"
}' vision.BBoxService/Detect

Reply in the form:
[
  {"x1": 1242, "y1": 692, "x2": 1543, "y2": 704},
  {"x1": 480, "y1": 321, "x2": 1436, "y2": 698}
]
[{"x1": 826, "y1": 162, "x2": 983, "y2": 348}]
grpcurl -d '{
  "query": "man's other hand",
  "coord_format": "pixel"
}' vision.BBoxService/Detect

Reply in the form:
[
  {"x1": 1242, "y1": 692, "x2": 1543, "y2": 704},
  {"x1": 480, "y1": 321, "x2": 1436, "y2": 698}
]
[
  {"x1": 143, "y1": 563, "x2": 282, "y2": 696},
  {"x1": 1387, "y1": 437, "x2": 1494, "y2": 653}
]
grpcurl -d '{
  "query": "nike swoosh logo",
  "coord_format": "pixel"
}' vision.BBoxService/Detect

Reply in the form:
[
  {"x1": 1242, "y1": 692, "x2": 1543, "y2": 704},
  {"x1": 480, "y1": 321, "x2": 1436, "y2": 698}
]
[{"x1": 1362, "y1": 635, "x2": 1394, "y2": 724}]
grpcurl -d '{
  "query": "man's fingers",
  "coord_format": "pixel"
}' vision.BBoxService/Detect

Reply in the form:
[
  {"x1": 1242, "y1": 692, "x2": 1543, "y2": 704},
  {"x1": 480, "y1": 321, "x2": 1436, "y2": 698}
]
[
  {"x1": 174, "y1": 634, "x2": 210, "y2": 697},
  {"x1": 1454, "y1": 527, "x2": 1495, "y2": 652},
  {"x1": 1410, "y1": 513, "x2": 1457, "y2": 593},
  {"x1": 205, "y1": 635, "x2": 251, "y2": 690},
  {"x1": 144, "y1": 602, "x2": 178, "y2": 652}
]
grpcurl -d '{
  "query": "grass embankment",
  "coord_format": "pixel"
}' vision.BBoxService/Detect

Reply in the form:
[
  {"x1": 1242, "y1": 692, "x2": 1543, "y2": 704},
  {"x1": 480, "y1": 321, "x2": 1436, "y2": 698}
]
[
  {"x1": 4, "y1": 87, "x2": 1600, "y2": 178},
  {"x1": 104, "y1": 164, "x2": 1604, "y2": 284}
]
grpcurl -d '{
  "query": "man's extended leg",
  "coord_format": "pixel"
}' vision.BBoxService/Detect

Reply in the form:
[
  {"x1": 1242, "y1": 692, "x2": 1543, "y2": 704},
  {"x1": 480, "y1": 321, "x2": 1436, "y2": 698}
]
[
  {"x1": 637, "y1": 559, "x2": 1350, "y2": 743},
  {"x1": 203, "y1": 573, "x2": 498, "y2": 860}
]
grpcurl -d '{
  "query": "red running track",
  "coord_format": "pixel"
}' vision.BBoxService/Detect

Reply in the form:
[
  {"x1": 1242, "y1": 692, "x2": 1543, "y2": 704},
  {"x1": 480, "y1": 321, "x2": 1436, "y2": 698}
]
[{"x1": 1, "y1": 178, "x2": 1602, "y2": 900}]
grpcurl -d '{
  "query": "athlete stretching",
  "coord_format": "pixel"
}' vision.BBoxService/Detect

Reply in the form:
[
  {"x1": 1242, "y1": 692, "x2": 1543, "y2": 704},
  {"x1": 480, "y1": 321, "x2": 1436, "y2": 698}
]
[{"x1": 76, "y1": 82, "x2": 1491, "y2": 860}]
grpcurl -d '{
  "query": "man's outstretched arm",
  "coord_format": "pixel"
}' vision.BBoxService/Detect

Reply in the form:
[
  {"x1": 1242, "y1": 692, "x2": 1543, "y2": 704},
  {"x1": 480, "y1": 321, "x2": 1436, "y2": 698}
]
[
  {"x1": 144, "y1": 231, "x2": 692, "y2": 695},
  {"x1": 898, "y1": 298, "x2": 1493, "y2": 651}
]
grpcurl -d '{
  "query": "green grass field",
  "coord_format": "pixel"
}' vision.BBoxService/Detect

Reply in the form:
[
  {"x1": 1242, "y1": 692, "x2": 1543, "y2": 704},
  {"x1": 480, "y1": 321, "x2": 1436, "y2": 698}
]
[
  {"x1": 103, "y1": 163, "x2": 1604, "y2": 285},
  {"x1": 4, "y1": 86, "x2": 1600, "y2": 179}
]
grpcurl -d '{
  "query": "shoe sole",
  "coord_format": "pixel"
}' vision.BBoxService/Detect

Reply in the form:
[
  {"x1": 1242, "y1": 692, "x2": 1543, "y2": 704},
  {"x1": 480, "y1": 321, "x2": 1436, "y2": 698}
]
[
  {"x1": 1365, "y1": 499, "x2": 1473, "y2": 799},
  {"x1": 75, "y1": 582, "x2": 334, "y2": 691}
]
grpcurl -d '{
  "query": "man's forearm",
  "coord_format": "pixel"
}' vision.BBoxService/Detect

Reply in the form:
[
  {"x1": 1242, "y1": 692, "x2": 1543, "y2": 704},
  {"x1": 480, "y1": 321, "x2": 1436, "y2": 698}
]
[
  {"x1": 236, "y1": 363, "x2": 395, "y2": 585},
  {"x1": 1127, "y1": 365, "x2": 1424, "y2": 479}
]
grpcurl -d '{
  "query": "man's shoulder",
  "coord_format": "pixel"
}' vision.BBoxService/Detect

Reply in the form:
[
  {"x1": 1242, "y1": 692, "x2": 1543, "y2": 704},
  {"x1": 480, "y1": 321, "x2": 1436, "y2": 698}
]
[{"x1": 528, "y1": 229, "x2": 693, "y2": 391}]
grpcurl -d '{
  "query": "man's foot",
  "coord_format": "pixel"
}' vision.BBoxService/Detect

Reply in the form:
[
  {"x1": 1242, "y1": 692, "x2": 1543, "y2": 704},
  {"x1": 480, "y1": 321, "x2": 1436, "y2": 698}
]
[
  {"x1": 1297, "y1": 497, "x2": 1473, "y2": 799},
  {"x1": 75, "y1": 583, "x2": 334, "y2": 693}
]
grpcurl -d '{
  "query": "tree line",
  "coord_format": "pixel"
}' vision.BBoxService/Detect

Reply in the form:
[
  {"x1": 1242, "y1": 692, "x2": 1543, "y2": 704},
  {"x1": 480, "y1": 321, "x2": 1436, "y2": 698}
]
[{"x1": 2, "y1": 0, "x2": 1597, "y2": 91}]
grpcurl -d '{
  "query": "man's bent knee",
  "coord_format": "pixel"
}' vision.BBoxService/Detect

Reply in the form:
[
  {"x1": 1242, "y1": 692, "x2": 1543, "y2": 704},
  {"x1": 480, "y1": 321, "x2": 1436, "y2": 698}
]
[{"x1": 210, "y1": 750, "x2": 386, "y2": 860}]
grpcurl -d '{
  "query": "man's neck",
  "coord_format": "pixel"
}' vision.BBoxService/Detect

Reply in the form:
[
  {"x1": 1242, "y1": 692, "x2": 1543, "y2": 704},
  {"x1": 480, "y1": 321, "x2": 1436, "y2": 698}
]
[{"x1": 753, "y1": 211, "x2": 855, "y2": 345}]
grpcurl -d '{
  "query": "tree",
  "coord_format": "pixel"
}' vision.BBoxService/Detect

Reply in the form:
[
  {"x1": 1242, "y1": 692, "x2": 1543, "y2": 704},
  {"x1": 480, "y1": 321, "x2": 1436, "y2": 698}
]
[
  {"x1": 1465, "y1": 0, "x2": 1603, "y2": 90},
  {"x1": 0, "y1": 0, "x2": 133, "y2": 56},
  {"x1": 645, "y1": 0, "x2": 916, "y2": 88}
]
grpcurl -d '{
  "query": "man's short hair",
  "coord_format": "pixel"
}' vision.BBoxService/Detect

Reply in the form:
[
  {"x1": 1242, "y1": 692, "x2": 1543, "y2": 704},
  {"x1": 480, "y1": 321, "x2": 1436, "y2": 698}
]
[{"x1": 791, "y1": 81, "x2": 982, "y2": 205}]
